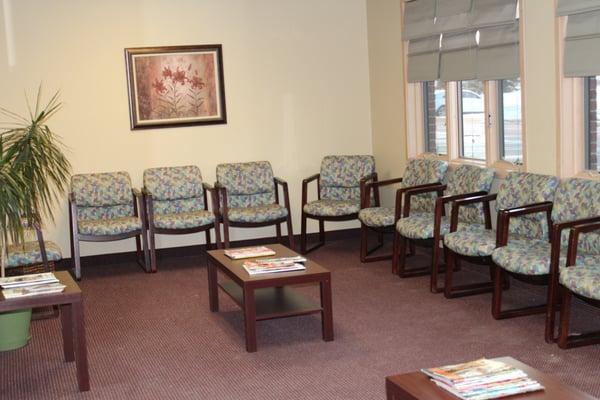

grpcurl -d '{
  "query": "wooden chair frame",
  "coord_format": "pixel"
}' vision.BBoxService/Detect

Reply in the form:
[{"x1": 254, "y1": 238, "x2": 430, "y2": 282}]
[
  {"x1": 300, "y1": 172, "x2": 375, "y2": 254},
  {"x1": 393, "y1": 183, "x2": 489, "y2": 293},
  {"x1": 216, "y1": 177, "x2": 294, "y2": 250},
  {"x1": 143, "y1": 182, "x2": 221, "y2": 273},
  {"x1": 490, "y1": 202, "x2": 554, "y2": 320},
  {"x1": 556, "y1": 221, "x2": 600, "y2": 348},
  {"x1": 360, "y1": 175, "x2": 407, "y2": 263},
  {"x1": 443, "y1": 193, "x2": 499, "y2": 299},
  {"x1": 69, "y1": 189, "x2": 150, "y2": 280}
]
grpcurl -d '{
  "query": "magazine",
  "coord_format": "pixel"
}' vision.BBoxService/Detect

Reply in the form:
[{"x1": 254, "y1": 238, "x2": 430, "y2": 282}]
[
  {"x1": 0, "y1": 272, "x2": 59, "y2": 289},
  {"x1": 2, "y1": 283, "x2": 66, "y2": 299},
  {"x1": 242, "y1": 261, "x2": 306, "y2": 275},
  {"x1": 224, "y1": 246, "x2": 276, "y2": 260},
  {"x1": 422, "y1": 359, "x2": 544, "y2": 400}
]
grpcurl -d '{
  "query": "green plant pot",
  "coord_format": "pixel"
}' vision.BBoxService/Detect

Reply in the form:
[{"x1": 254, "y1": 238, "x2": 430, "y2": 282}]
[{"x1": 0, "y1": 309, "x2": 32, "y2": 352}]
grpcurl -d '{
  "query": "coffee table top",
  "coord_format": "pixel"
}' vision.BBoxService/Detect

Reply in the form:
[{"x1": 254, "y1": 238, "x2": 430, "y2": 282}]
[
  {"x1": 207, "y1": 244, "x2": 330, "y2": 285},
  {"x1": 386, "y1": 357, "x2": 597, "y2": 400}
]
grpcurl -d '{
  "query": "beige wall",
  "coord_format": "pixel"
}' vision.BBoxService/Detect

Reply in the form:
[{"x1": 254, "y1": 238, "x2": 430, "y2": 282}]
[
  {"x1": 366, "y1": 0, "x2": 561, "y2": 184},
  {"x1": 0, "y1": 0, "x2": 373, "y2": 257}
]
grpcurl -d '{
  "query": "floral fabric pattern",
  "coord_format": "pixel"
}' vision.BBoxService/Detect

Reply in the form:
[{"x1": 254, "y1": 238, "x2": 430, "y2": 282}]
[
  {"x1": 402, "y1": 159, "x2": 448, "y2": 214},
  {"x1": 444, "y1": 165, "x2": 495, "y2": 224},
  {"x1": 153, "y1": 198, "x2": 205, "y2": 215},
  {"x1": 358, "y1": 207, "x2": 395, "y2": 228},
  {"x1": 6, "y1": 241, "x2": 62, "y2": 268},
  {"x1": 560, "y1": 265, "x2": 600, "y2": 300},
  {"x1": 227, "y1": 204, "x2": 288, "y2": 223},
  {"x1": 303, "y1": 199, "x2": 361, "y2": 217},
  {"x1": 319, "y1": 155, "x2": 375, "y2": 201},
  {"x1": 77, "y1": 204, "x2": 134, "y2": 221},
  {"x1": 78, "y1": 217, "x2": 142, "y2": 236},
  {"x1": 444, "y1": 228, "x2": 544, "y2": 258},
  {"x1": 495, "y1": 172, "x2": 559, "y2": 240},
  {"x1": 72, "y1": 172, "x2": 133, "y2": 207},
  {"x1": 217, "y1": 161, "x2": 275, "y2": 208},
  {"x1": 154, "y1": 211, "x2": 214, "y2": 229},
  {"x1": 396, "y1": 212, "x2": 485, "y2": 240},
  {"x1": 144, "y1": 166, "x2": 204, "y2": 203},
  {"x1": 552, "y1": 178, "x2": 600, "y2": 255}
]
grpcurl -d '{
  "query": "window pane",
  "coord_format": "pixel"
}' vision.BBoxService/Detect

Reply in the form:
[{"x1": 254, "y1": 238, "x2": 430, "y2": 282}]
[
  {"x1": 459, "y1": 80, "x2": 485, "y2": 160},
  {"x1": 499, "y1": 78, "x2": 523, "y2": 163},
  {"x1": 586, "y1": 76, "x2": 600, "y2": 171},
  {"x1": 423, "y1": 81, "x2": 447, "y2": 155}
]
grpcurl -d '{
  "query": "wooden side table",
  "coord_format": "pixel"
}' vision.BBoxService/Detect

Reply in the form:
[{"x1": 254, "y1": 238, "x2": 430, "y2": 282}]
[
  {"x1": 0, "y1": 271, "x2": 90, "y2": 392},
  {"x1": 386, "y1": 357, "x2": 596, "y2": 400}
]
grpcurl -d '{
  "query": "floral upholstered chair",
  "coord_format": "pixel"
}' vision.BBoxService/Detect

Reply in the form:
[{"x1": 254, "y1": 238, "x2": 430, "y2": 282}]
[
  {"x1": 443, "y1": 172, "x2": 559, "y2": 301},
  {"x1": 5, "y1": 225, "x2": 61, "y2": 276},
  {"x1": 357, "y1": 159, "x2": 448, "y2": 263},
  {"x1": 300, "y1": 155, "x2": 376, "y2": 254},
  {"x1": 215, "y1": 161, "x2": 293, "y2": 249},
  {"x1": 394, "y1": 164, "x2": 495, "y2": 293},
  {"x1": 489, "y1": 178, "x2": 600, "y2": 343},
  {"x1": 143, "y1": 166, "x2": 220, "y2": 272},
  {"x1": 69, "y1": 171, "x2": 149, "y2": 280},
  {"x1": 557, "y1": 218, "x2": 600, "y2": 348}
]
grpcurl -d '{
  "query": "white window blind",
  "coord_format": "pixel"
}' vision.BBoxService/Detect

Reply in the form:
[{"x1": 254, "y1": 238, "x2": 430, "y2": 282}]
[
  {"x1": 407, "y1": 36, "x2": 441, "y2": 83},
  {"x1": 559, "y1": 0, "x2": 600, "y2": 77}
]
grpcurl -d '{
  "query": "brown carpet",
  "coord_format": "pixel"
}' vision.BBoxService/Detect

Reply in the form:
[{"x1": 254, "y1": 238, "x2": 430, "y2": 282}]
[{"x1": 1, "y1": 237, "x2": 600, "y2": 400}]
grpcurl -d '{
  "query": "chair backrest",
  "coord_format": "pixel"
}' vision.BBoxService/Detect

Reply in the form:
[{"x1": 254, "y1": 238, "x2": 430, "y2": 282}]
[
  {"x1": 401, "y1": 158, "x2": 448, "y2": 214},
  {"x1": 319, "y1": 155, "x2": 376, "y2": 201},
  {"x1": 552, "y1": 178, "x2": 600, "y2": 255},
  {"x1": 216, "y1": 161, "x2": 275, "y2": 208},
  {"x1": 446, "y1": 165, "x2": 495, "y2": 224},
  {"x1": 71, "y1": 171, "x2": 134, "y2": 221},
  {"x1": 496, "y1": 172, "x2": 560, "y2": 240},
  {"x1": 144, "y1": 166, "x2": 205, "y2": 215}
]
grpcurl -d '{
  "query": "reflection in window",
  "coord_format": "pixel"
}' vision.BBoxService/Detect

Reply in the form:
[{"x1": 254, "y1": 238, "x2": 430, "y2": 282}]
[
  {"x1": 458, "y1": 80, "x2": 485, "y2": 160},
  {"x1": 499, "y1": 78, "x2": 522, "y2": 164},
  {"x1": 586, "y1": 76, "x2": 600, "y2": 171},
  {"x1": 423, "y1": 81, "x2": 447, "y2": 155}
]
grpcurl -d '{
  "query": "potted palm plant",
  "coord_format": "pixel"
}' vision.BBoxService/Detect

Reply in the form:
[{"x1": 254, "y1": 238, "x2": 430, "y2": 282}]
[{"x1": 0, "y1": 87, "x2": 71, "y2": 351}]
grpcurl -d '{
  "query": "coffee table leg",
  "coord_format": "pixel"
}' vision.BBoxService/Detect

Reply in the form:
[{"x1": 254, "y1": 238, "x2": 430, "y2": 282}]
[
  {"x1": 72, "y1": 300, "x2": 90, "y2": 392},
  {"x1": 208, "y1": 260, "x2": 219, "y2": 312},
  {"x1": 60, "y1": 303, "x2": 75, "y2": 362},
  {"x1": 320, "y1": 277, "x2": 334, "y2": 341},
  {"x1": 243, "y1": 287, "x2": 257, "y2": 352}
]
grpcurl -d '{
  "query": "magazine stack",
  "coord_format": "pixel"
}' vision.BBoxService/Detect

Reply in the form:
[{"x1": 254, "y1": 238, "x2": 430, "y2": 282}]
[
  {"x1": 242, "y1": 256, "x2": 307, "y2": 275},
  {"x1": 0, "y1": 272, "x2": 66, "y2": 299},
  {"x1": 224, "y1": 246, "x2": 276, "y2": 260},
  {"x1": 421, "y1": 358, "x2": 544, "y2": 400}
]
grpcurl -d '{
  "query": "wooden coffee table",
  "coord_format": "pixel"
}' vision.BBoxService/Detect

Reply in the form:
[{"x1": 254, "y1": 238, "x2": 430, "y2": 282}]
[
  {"x1": 0, "y1": 271, "x2": 90, "y2": 392},
  {"x1": 385, "y1": 356, "x2": 596, "y2": 399},
  {"x1": 207, "y1": 244, "x2": 333, "y2": 352}
]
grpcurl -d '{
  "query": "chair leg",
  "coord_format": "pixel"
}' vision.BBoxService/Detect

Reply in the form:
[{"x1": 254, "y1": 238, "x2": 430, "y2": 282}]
[
  {"x1": 558, "y1": 287, "x2": 573, "y2": 349},
  {"x1": 409, "y1": 241, "x2": 416, "y2": 256},
  {"x1": 140, "y1": 230, "x2": 151, "y2": 273},
  {"x1": 73, "y1": 234, "x2": 82, "y2": 281},
  {"x1": 300, "y1": 213, "x2": 308, "y2": 254},
  {"x1": 360, "y1": 224, "x2": 368, "y2": 263},
  {"x1": 319, "y1": 220, "x2": 325, "y2": 244},
  {"x1": 276, "y1": 222, "x2": 282, "y2": 245},
  {"x1": 492, "y1": 266, "x2": 504, "y2": 318},
  {"x1": 397, "y1": 235, "x2": 408, "y2": 277},
  {"x1": 545, "y1": 274, "x2": 561, "y2": 344},
  {"x1": 443, "y1": 247, "x2": 455, "y2": 298},
  {"x1": 430, "y1": 239, "x2": 442, "y2": 293},
  {"x1": 392, "y1": 230, "x2": 400, "y2": 274},
  {"x1": 213, "y1": 222, "x2": 222, "y2": 250},
  {"x1": 135, "y1": 235, "x2": 143, "y2": 266},
  {"x1": 286, "y1": 216, "x2": 295, "y2": 251},
  {"x1": 205, "y1": 229, "x2": 212, "y2": 251},
  {"x1": 149, "y1": 226, "x2": 157, "y2": 273},
  {"x1": 223, "y1": 218, "x2": 231, "y2": 249}
]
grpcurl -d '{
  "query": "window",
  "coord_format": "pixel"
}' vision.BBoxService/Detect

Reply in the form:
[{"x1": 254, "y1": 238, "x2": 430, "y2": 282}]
[
  {"x1": 423, "y1": 81, "x2": 447, "y2": 155},
  {"x1": 458, "y1": 80, "x2": 485, "y2": 160},
  {"x1": 498, "y1": 78, "x2": 523, "y2": 164},
  {"x1": 585, "y1": 76, "x2": 600, "y2": 171}
]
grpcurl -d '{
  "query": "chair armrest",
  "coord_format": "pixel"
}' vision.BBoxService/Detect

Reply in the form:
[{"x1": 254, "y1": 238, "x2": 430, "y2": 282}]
[
  {"x1": 274, "y1": 176, "x2": 288, "y2": 187},
  {"x1": 394, "y1": 183, "x2": 443, "y2": 221},
  {"x1": 497, "y1": 201, "x2": 554, "y2": 246},
  {"x1": 365, "y1": 176, "x2": 404, "y2": 189},
  {"x1": 302, "y1": 173, "x2": 320, "y2": 207},
  {"x1": 449, "y1": 193, "x2": 497, "y2": 232},
  {"x1": 132, "y1": 188, "x2": 142, "y2": 198},
  {"x1": 360, "y1": 172, "x2": 378, "y2": 208},
  {"x1": 203, "y1": 182, "x2": 215, "y2": 191},
  {"x1": 399, "y1": 183, "x2": 446, "y2": 219},
  {"x1": 565, "y1": 221, "x2": 600, "y2": 266},
  {"x1": 274, "y1": 177, "x2": 292, "y2": 210},
  {"x1": 360, "y1": 172, "x2": 378, "y2": 185},
  {"x1": 214, "y1": 182, "x2": 229, "y2": 219}
]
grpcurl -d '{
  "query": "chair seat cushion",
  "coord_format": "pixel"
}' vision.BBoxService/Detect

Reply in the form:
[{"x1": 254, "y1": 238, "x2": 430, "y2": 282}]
[
  {"x1": 560, "y1": 265, "x2": 600, "y2": 300},
  {"x1": 6, "y1": 241, "x2": 62, "y2": 268},
  {"x1": 303, "y1": 200, "x2": 360, "y2": 217},
  {"x1": 154, "y1": 211, "x2": 215, "y2": 229},
  {"x1": 444, "y1": 228, "x2": 498, "y2": 257},
  {"x1": 227, "y1": 204, "x2": 288, "y2": 223},
  {"x1": 358, "y1": 207, "x2": 394, "y2": 228},
  {"x1": 78, "y1": 217, "x2": 142, "y2": 236},
  {"x1": 396, "y1": 212, "x2": 484, "y2": 240}
]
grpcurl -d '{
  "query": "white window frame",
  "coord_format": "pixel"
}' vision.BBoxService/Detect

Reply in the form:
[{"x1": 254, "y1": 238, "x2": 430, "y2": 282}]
[{"x1": 402, "y1": 2, "x2": 526, "y2": 178}]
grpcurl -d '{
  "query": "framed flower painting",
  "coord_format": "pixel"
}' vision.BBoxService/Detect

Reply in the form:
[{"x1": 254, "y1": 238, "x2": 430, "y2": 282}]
[{"x1": 125, "y1": 44, "x2": 227, "y2": 129}]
